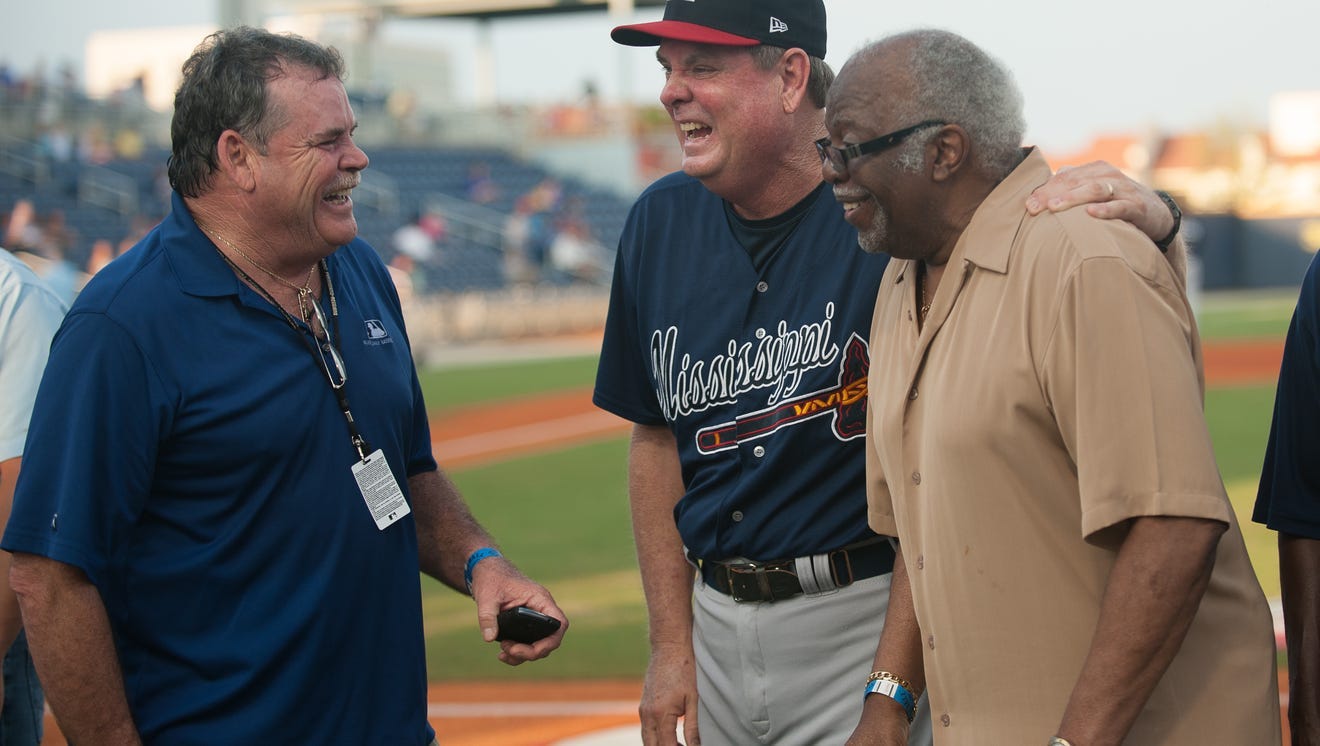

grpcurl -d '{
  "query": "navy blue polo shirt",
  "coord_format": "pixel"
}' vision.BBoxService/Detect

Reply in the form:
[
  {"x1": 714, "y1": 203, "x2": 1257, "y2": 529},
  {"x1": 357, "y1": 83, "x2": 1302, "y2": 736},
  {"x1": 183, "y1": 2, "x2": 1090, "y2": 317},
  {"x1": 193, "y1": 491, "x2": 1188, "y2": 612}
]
[
  {"x1": 1254, "y1": 251, "x2": 1320, "y2": 540},
  {"x1": 3, "y1": 192, "x2": 437, "y2": 744},
  {"x1": 594, "y1": 173, "x2": 891, "y2": 561}
]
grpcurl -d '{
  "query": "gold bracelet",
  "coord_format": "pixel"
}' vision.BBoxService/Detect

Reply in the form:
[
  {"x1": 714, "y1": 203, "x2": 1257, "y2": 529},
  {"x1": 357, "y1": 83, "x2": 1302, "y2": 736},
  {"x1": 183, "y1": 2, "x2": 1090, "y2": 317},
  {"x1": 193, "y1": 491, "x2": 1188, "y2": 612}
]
[{"x1": 866, "y1": 670, "x2": 915, "y2": 693}]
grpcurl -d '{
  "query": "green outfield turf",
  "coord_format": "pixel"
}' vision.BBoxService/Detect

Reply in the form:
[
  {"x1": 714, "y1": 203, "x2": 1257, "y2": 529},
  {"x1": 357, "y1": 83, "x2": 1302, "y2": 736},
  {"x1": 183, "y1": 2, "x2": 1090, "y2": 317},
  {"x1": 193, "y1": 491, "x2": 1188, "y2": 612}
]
[
  {"x1": 418, "y1": 354, "x2": 600, "y2": 412},
  {"x1": 1197, "y1": 289, "x2": 1296, "y2": 341},
  {"x1": 418, "y1": 289, "x2": 1298, "y2": 682},
  {"x1": 1208, "y1": 384, "x2": 1280, "y2": 599},
  {"x1": 423, "y1": 438, "x2": 647, "y2": 681}
]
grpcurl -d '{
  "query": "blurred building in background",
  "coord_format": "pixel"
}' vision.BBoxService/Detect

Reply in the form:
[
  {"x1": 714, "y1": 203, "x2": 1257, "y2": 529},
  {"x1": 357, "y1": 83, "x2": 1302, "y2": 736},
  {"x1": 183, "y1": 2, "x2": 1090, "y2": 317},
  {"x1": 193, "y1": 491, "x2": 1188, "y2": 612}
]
[{"x1": 1049, "y1": 90, "x2": 1320, "y2": 291}]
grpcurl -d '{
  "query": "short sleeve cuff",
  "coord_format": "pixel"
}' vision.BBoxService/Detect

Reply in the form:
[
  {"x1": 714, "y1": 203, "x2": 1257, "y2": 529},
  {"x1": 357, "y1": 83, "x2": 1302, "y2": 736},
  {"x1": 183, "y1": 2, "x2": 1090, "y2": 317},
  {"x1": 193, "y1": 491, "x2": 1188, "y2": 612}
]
[{"x1": 1082, "y1": 491, "x2": 1232, "y2": 539}]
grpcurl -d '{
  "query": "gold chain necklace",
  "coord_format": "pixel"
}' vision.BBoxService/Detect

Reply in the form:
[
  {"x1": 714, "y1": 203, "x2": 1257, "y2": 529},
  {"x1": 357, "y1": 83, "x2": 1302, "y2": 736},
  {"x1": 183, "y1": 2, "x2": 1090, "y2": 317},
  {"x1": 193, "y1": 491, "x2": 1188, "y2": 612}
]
[
  {"x1": 917, "y1": 263, "x2": 931, "y2": 322},
  {"x1": 210, "y1": 232, "x2": 317, "y2": 322}
]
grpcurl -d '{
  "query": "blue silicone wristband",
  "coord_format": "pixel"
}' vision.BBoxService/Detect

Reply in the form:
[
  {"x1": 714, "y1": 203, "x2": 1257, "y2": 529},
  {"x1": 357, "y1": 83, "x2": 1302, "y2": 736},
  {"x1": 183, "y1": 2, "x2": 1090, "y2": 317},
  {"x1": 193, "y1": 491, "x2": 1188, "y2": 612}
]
[
  {"x1": 464, "y1": 547, "x2": 502, "y2": 593},
  {"x1": 864, "y1": 678, "x2": 916, "y2": 722}
]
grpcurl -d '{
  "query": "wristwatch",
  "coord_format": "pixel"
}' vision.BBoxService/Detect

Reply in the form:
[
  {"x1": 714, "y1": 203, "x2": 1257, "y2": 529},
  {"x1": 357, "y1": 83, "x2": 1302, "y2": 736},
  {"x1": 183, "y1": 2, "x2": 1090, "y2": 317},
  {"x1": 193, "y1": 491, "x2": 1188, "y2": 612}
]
[
  {"x1": 1048, "y1": 737, "x2": 1075, "y2": 746},
  {"x1": 1153, "y1": 190, "x2": 1182, "y2": 253}
]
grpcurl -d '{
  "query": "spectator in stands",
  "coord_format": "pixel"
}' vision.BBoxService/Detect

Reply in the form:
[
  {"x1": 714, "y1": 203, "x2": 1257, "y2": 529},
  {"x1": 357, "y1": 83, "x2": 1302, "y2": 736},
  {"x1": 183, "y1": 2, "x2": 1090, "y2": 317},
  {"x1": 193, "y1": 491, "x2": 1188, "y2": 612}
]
[
  {"x1": 525, "y1": 178, "x2": 561, "y2": 280},
  {"x1": 502, "y1": 194, "x2": 538, "y2": 286},
  {"x1": 76, "y1": 123, "x2": 114, "y2": 165},
  {"x1": 0, "y1": 64, "x2": 14, "y2": 101},
  {"x1": 35, "y1": 209, "x2": 76, "y2": 259},
  {"x1": 84, "y1": 239, "x2": 115, "y2": 276},
  {"x1": 0, "y1": 245, "x2": 68, "y2": 746},
  {"x1": 2, "y1": 201, "x2": 41, "y2": 252},
  {"x1": 36, "y1": 124, "x2": 74, "y2": 163},
  {"x1": 548, "y1": 195, "x2": 604, "y2": 284},
  {"x1": 3, "y1": 27, "x2": 566, "y2": 745},
  {"x1": 464, "y1": 161, "x2": 500, "y2": 205},
  {"x1": 391, "y1": 209, "x2": 441, "y2": 265}
]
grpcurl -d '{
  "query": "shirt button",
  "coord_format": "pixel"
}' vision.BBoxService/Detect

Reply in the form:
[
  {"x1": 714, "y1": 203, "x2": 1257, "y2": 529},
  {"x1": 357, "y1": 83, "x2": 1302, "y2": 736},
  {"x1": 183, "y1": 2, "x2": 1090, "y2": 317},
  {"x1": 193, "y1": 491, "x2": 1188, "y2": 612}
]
[
  {"x1": 940, "y1": 713, "x2": 951, "y2": 727},
  {"x1": 908, "y1": 386, "x2": 919, "y2": 400},
  {"x1": 916, "y1": 555, "x2": 924, "y2": 570},
  {"x1": 911, "y1": 471, "x2": 922, "y2": 485},
  {"x1": 732, "y1": 510, "x2": 744, "y2": 522},
  {"x1": 756, "y1": 281, "x2": 769, "y2": 293},
  {"x1": 753, "y1": 445, "x2": 766, "y2": 458},
  {"x1": 907, "y1": 309, "x2": 914, "y2": 320},
  {"x1": 927, "y1": 634, "x2": 935, "y2": 650}
]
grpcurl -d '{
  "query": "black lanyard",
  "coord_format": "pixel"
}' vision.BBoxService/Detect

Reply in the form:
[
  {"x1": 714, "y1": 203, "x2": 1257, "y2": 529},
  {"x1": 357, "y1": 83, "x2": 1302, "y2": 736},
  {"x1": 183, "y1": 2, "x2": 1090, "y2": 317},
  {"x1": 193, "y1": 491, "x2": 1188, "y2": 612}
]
[{"x1": 218, "y1": 252, "x2": 375, "y2": 460}]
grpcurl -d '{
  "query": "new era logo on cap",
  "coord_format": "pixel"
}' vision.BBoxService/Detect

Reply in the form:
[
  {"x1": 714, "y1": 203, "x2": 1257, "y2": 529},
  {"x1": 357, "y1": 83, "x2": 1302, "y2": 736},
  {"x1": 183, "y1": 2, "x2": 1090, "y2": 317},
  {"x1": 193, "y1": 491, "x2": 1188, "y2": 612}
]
[{"x1": 611, "y1": 0, "x2": 826, "y2": 59}]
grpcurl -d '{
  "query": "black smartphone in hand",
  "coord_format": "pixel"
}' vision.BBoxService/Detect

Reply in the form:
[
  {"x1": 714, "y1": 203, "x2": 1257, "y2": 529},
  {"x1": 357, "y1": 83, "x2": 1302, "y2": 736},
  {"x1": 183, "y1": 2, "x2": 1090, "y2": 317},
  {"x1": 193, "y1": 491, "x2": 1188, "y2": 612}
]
[{"x1": 495, "y1": 606, "x2": 562, "y2": 644}]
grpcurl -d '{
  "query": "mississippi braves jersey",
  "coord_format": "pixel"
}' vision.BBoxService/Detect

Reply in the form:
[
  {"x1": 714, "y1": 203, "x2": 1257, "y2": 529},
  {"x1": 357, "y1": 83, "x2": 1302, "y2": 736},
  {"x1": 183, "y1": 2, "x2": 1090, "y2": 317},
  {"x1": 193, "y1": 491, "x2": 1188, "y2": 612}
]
[{"x1": 594, "y1": 173, "x2": 890, "y2": 561}]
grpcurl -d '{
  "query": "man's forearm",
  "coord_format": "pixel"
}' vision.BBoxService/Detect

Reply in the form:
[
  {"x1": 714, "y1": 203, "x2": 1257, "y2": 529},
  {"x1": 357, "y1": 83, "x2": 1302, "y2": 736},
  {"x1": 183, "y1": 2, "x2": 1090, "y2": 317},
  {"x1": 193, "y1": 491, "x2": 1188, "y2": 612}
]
[
  {"x1": 1057, "y1": 516, "x2": 1224, "y2": 744},
  {"x1": 410, "y1": 468, "x2": 498, "y2": 590},
  {"x1": 0, "y1": 458, "x2": 27, "y2": 652},
  {"x1": 848, "y1": 546, "x2": 925, "y2": 745},
  {"x1": 10, "y1": 554, "x2": 141, "y2": 746},
  {"x1": 1280, "y1": 531, "x2": 1320, "y2": 744},
  {"x1": 628, "y1": 424, "x2": 695, "y2": 647}
]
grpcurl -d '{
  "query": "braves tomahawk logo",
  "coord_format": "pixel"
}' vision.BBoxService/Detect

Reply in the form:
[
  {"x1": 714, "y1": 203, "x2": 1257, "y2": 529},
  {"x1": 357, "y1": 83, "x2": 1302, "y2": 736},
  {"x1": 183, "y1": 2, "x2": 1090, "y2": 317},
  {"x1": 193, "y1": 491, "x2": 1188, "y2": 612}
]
[{"x1": 695, "y1": 332, "x2": 868, "y2": 454}]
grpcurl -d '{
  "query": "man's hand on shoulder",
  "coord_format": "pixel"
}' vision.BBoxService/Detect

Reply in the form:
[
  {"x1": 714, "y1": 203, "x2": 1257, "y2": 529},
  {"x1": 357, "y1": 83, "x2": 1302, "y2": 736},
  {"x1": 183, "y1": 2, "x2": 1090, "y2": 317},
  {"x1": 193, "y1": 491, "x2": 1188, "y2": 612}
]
[{"x1": 1026, "y1": 160, "x2": 1177, "y2": 244}]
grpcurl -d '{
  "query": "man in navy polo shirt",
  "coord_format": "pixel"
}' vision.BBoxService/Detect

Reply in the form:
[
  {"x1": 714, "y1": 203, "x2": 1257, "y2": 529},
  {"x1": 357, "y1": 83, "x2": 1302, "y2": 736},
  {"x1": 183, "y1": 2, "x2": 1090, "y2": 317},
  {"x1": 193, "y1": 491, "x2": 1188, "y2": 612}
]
[
  {"x1": 1254, "y1": 250, "x2": 1320, "y2": 744},
  {"x1": 2, "y1": 27, "x2": 565, "y2": 745}
]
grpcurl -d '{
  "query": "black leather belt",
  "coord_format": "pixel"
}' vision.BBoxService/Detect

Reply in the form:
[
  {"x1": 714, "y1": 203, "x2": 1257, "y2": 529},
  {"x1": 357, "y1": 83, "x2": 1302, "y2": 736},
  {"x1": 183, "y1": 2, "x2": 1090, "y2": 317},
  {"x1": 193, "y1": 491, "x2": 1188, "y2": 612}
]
[{"x1": 696, "y1": 539, "x2": 896, "y2": 603}]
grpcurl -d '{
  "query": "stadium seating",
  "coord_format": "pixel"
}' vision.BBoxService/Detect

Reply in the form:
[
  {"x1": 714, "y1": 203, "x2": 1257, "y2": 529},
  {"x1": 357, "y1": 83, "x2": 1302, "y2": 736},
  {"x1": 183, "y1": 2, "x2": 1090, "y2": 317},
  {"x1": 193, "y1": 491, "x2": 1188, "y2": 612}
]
[{"x1": 1, "y1": 139, "x2": 629, "y2": 295}]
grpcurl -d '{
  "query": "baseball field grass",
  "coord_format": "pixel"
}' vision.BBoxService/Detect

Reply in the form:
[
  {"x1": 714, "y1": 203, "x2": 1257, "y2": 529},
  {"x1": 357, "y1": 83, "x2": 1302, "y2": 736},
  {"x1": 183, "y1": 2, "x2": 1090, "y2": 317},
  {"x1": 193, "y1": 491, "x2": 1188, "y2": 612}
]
[{"x1": 415, "y1": 288, "x2": 1299, "y2": 684}]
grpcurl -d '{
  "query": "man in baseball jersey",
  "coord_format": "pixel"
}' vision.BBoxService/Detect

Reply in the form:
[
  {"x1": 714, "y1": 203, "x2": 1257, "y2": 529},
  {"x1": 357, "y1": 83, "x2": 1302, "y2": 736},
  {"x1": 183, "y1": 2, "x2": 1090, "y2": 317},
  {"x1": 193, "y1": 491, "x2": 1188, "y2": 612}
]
[{"x1": 593, "y1": 1, "x2": 1184, "y2": 744}]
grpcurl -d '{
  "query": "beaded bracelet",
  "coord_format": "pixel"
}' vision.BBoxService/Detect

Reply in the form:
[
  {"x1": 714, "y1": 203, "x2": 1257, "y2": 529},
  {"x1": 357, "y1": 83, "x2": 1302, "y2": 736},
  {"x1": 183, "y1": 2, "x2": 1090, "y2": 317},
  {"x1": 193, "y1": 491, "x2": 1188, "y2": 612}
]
[
  {"x1": 863, "y1": 678, "x2": 916, "y2": 723},
  {"x1": 464, "y1": 547, "x2": 502, "y2": 593}
]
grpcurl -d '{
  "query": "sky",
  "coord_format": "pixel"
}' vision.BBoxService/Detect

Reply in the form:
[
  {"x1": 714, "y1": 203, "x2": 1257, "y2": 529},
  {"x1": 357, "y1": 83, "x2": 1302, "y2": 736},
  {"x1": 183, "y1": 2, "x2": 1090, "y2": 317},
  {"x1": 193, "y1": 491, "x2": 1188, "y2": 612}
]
[{"x1": 2, "y1": 0, "x2": 1318, "y2": 154}]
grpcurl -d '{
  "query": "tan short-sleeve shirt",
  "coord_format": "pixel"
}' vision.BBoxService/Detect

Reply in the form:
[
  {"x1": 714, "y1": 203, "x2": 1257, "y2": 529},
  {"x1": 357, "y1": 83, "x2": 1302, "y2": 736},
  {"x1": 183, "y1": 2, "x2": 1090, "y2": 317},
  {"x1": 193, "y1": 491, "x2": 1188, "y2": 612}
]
[{"x1": 866, "y1": 149, "x2": 1279, "y2": 744}]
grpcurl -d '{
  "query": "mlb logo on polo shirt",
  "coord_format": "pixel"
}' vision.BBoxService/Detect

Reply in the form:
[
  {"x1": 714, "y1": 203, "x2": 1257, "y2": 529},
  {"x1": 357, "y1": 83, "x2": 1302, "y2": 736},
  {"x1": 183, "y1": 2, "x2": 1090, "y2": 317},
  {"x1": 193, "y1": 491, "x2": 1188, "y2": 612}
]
[
  {"x1": 363, "y1": 319, "x2": 394, "y2": 346},
  {"x1": 769, "y1": 17, "x2": 788, "y2": 33}
]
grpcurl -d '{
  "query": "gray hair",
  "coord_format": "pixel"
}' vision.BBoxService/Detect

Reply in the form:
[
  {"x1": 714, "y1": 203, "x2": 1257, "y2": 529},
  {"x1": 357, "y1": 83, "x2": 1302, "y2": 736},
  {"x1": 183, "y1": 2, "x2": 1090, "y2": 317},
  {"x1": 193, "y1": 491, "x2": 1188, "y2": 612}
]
[
  {"x1": 168, "y1": 26, "x2": 346, "y2": 198},
  {"x1": 862, "y1": 29, "x2": 1025, "y2": 178},
  {"x1": 749, "y1": 45, "x2": 835, "y2": 109}
]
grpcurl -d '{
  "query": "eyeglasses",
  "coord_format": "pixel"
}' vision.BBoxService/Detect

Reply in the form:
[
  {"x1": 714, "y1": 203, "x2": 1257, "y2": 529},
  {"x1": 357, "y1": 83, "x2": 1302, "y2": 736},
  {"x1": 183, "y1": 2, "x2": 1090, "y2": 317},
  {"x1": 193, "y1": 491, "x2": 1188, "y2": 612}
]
[
  {"x1": 306, "y1": 296, "x2": 347, "y2": 390},
  {"x1": 815, "y1": 120, "x2": 948, "y2": 178}
]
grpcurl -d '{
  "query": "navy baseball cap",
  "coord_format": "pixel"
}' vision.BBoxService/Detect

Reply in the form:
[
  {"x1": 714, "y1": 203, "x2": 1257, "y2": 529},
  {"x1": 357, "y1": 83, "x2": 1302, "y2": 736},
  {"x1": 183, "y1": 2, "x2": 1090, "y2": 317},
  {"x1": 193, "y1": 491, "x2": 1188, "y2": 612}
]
[{"x1": 611, "y1": 0, "x2": 827, "y2": 59}]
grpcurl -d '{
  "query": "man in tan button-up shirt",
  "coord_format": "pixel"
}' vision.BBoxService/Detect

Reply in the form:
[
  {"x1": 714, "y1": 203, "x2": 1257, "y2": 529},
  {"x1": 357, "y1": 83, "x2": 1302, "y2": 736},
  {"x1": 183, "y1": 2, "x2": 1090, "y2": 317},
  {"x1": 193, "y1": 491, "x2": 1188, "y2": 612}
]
[{"x1": 819, "y1": 29, "x2": 1280, "y2": 746}]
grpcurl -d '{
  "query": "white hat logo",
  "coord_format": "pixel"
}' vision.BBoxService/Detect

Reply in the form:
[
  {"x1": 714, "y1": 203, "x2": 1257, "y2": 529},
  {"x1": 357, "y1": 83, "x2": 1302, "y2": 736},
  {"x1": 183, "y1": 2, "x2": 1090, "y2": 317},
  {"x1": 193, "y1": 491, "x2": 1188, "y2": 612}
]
[{"x1": 769, "y1": 17, "x2": 788, "y2": 33}]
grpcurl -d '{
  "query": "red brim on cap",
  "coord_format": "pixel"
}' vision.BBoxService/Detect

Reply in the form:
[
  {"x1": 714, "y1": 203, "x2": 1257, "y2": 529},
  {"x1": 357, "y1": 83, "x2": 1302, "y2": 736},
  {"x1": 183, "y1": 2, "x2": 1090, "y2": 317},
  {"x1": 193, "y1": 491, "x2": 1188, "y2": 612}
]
[{"x1": 611, "y1": 20, "x2": 760, "y2": 48}]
